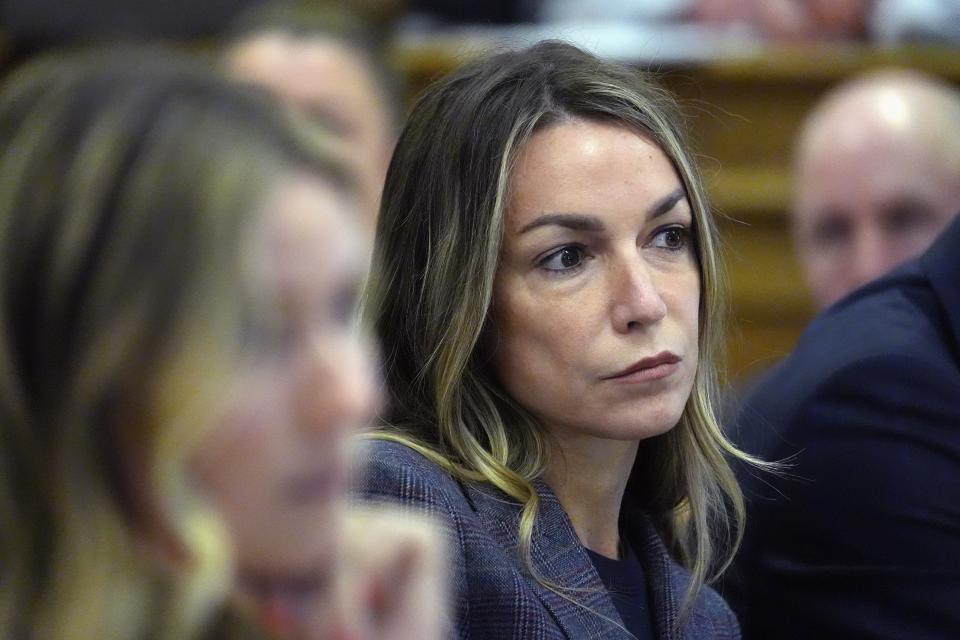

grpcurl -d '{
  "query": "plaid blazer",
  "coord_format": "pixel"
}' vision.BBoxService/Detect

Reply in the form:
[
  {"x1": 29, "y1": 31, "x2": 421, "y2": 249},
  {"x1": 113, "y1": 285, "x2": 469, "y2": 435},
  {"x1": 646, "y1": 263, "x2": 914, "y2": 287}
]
[{"x1": 357, "y1": 440, "x2": 740, "y2": 639}]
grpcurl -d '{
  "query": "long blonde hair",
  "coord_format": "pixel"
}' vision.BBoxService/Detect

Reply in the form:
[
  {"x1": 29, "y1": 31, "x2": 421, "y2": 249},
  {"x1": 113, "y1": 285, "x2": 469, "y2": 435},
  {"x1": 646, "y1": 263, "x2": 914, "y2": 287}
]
[
  {"x1": 0, "y1": 49, "x2": 342, "y2": 640},
  {"x1": 364, "y1": 41, "x2": 758, "y2": 614}
]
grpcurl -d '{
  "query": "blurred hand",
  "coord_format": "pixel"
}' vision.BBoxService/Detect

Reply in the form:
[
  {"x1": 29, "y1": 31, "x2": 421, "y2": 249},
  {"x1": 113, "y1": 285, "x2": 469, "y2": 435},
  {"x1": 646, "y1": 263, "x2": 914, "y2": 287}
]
[{"x1": 303, "y1": 506, "x2": 447, "y2": 640}]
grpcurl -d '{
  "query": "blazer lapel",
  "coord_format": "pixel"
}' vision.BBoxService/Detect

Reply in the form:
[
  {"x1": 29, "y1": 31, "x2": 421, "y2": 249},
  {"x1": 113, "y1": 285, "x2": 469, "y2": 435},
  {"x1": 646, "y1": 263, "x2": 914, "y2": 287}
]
[
  {"x1": 627, "y1": 513, "x2": 682, "y2": 640},
  {"x1": 466, "y1": 481, "x2": 629, "y2": 639}
]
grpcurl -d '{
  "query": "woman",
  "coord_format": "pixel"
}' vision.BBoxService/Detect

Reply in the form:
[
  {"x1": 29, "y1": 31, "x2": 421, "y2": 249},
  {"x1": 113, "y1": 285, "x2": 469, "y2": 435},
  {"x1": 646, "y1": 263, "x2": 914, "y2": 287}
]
[
  {"x1": 0, "y1": 48, "x2": 296, "y2": 640},
  {"x1": 193, "y1": 121, "x2": 445, "y2": 640},
  {"x1": 0, "y1": 50, "x2": 440, "y2": 640},
  {"x1": 359, "y1": 41, "x2": 758, "y2": 639}
]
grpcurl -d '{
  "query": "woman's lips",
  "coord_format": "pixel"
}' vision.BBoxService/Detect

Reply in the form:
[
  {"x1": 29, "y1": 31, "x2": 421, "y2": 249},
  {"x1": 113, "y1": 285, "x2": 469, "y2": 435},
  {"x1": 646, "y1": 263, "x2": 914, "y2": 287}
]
[{"x1": 603, "y1": 351, "x2": 681, "y2": 383}]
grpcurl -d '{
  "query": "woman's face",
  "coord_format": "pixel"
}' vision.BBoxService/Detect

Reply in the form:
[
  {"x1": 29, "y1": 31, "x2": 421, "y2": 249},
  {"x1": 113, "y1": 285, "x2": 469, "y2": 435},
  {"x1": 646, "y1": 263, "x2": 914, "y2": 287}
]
[
  {"x1": 194, "y1": 171, "x2": 377, "y2": 579},
  {"x1": 492, "y1": 118, "x2": 700, "y2": 445}
]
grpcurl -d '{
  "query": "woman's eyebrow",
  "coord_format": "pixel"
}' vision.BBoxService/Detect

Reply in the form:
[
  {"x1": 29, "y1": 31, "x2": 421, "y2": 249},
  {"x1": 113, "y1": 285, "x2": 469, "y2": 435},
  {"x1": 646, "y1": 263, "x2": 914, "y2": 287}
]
[
  {"x1": 649, "y1": 188, "x2": 687, "y2": 220},
  {"x1": 517, "y1": 187, "x2": 687, "y2": 235},
  {"x1": 519, "y1": 213, "x2": 605, "y2": 234}
]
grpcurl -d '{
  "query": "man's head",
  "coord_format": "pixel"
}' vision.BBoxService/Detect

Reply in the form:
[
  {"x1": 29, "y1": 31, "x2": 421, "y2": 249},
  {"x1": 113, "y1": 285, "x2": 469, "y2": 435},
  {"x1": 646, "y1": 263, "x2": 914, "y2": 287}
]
[
  {"x1": 793, "y1": 69, "x2": 960, "y2": 310},
  {"x1": 224, "y1": 6, "x2": 397, "y2": 228}
]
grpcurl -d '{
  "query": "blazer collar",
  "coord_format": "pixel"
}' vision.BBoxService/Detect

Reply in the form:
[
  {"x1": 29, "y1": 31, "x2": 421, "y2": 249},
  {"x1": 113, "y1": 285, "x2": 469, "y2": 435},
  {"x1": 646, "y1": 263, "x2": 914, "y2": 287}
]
[
  {"x1": 621, "y1": 499, "x2": 684, "y2": 640},
  {"x1": 466, "y1": 479, "x2": 684, "y2": 639},
  {"x1": 921, "y1": 213, "x2": 960, "y2": 361}
]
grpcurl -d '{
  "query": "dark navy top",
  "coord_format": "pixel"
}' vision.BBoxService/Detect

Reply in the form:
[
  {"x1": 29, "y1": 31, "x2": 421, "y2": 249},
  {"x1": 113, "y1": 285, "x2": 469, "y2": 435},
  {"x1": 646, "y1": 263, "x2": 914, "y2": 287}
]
[{"x1": 586, "y1": 542, "x2": 655, "y2": 640}]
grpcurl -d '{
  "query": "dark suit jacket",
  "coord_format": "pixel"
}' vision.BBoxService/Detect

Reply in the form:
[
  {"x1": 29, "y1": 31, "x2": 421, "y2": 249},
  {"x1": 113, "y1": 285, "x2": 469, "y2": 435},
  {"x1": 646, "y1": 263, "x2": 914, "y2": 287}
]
[
  {"x1": 357, "y1": 440, "x2": 740, "y2": 639},
  {"x1": 724, "y1": 215, "x2": 960, "y2": 639}
]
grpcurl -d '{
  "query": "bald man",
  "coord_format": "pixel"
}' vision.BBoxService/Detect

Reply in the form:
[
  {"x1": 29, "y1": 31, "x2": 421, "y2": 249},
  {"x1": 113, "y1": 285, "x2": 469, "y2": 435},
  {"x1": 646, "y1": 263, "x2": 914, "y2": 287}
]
[
  {"x1": 792, "y1": 70, "x2": 960, "y2": 310},
  {"x1": 720, "y1": 72, "x2": 960, "y2": 638},
  {"x1": 223, "y1": 7, "x2": 397, "y2": 228}
]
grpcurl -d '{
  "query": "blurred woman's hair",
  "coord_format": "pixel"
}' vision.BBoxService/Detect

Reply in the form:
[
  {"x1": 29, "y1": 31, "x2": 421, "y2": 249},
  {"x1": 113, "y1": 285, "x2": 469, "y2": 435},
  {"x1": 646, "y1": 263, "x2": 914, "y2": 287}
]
[
  {"x1": 0, "y1": 48, "x2": 351, "y2": 640},
  {"x1": 364, "y1": 40, "x2": 761, "y2": 613}
]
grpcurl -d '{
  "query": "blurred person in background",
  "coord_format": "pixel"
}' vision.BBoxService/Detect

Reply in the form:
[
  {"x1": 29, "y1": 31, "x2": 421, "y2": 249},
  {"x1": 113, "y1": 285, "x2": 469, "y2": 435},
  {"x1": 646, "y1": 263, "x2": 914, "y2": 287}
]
[
  {"x1": 408, "y1": 0, "x2": 960, "y2": 43},
  {"x1": 720, "y1": 69, "x2": 960, "y2": 414},
  {"x1": 723, "y1": 208, "x2": 960, "y2": 638},
  {"x1": 223, "y1": 2, "x2": 400, "y2": 227},
  {"x1": 0, "y1": 48, "x2": 440, "y2": 640},
  {"x1": 0, "y1": 47, "x2": 286, "y2": 640},
  {"x1": 689, "y1": 0, "x2": 872, "y2": 40},
  {"x1": 791, "y1": 69, "x2": 960, "y2": 311},
  {"x1": 540, "y1": 0, "x2": 871, "y2": 39},
  {"x1": 192, "y1": 91, "x2": 443, "y2": 640},
  {"x1": 722, "y1": 64, "x2": 960, "y2": 640}
]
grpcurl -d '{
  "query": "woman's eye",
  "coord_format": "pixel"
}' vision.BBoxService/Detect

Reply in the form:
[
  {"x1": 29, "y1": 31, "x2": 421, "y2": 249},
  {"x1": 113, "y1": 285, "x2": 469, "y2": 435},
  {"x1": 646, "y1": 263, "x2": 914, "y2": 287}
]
[
  {"x1": 540, "y1": 245, "x2": 585, "y2": 272},
  {"x1": 651, "y1": 226, "x2": 689, "y2": 251}
]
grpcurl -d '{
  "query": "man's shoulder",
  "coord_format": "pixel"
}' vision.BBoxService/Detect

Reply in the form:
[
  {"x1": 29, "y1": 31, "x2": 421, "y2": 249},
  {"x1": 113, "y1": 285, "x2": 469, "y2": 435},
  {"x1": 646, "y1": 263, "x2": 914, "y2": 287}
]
[
  {"x1": 732, "y1": 262, "x2": 956, "y2": 462},
  {"x1": 748, "y1": 264, "x2": 948, "y2": 419}
]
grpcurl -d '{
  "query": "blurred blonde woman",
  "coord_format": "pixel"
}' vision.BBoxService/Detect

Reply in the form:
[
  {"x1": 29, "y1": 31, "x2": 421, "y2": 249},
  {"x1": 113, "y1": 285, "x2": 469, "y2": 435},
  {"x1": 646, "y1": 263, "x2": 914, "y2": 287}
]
[
  {"x1": 359, "y1": 41, "x2": 759, "y2": 639},
  {"x1": 0, "y1": 50, "x2": 441, "y2": 640}
]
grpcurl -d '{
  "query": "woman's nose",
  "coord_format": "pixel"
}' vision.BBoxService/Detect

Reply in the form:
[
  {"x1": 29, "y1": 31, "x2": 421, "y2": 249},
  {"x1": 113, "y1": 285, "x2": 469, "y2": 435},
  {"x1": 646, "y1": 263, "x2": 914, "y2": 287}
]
[
  {"x1": 610, "y1": 258, "x2": 667, "y2": 333},
  {"x1": 294, "y1": 332, "x2": 380, "y2": 436}
]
